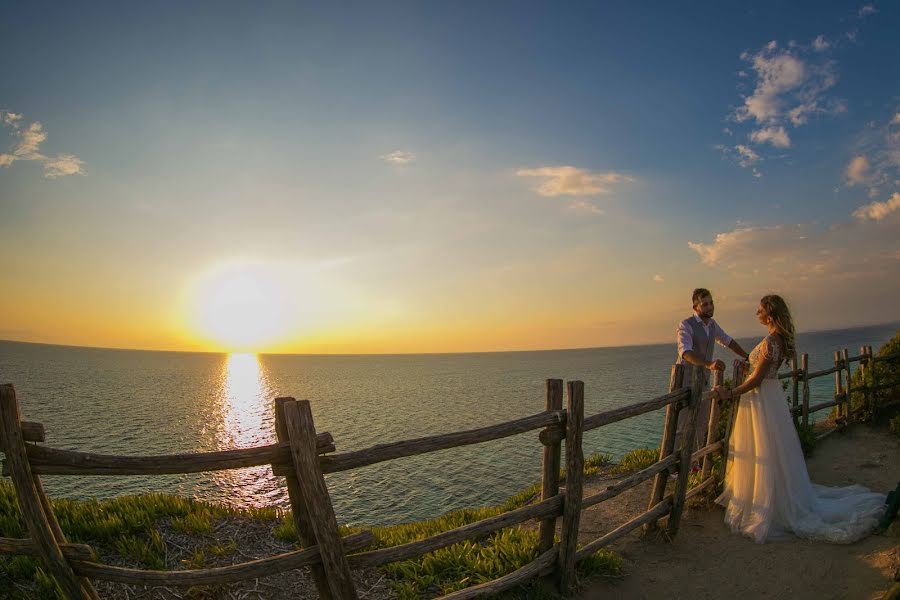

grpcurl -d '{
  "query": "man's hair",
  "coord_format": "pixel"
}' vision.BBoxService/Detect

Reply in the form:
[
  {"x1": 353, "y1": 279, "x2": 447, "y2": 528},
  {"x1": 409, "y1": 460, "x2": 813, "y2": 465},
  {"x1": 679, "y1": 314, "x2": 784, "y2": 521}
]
[{"x1": 692, "y1": 288, "x2": 712, "y2": 307}]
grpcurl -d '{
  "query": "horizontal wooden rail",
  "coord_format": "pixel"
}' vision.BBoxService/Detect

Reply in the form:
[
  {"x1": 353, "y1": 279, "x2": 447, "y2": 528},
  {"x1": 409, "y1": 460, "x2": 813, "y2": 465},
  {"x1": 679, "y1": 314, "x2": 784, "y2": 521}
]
[
  {"x1": 806, "y1": 398, "x2": 842, "y2": 414},
  {"x1": 437, "y1": 546, "x2": 559, "y2": 600},
  {"x1": 21, "y1": 421, "x2": 45, "y2": 443},
  {"x1": 0, "y1": 537, "x2": 96, "y2": 561},
  {"x1": 347, "y1": 495, "x2": 564, "y2": 569},
  {"x1": 777, "y1": 369, "x2": 803, "y2": 380},
  {"x1": 582, "y1": 455, "x2": 678, "y2": 509},
  {"x1": 805, "y1": 365, "x2": 842, "y2": 379},
  {"x1": 4, "y1": 434, "x2": 335, "y2": 477},
  {"x1": 873, "y1": 351, "x2": 900, "y2": 362},
  {"x1": 575, "y1": 496, "x2": 673, "y2": 560},
  {"x1": 870, "y1": 380, "x2": 900, "y2": 392},
  {"x1": 69, "y1": 531, "x2": 373, "y2": 587},
  {"x1": 582, "y1": 388, "x2": 689, "y2": 433},
  {"x1": 319, "y1": 410, "x2": 565, "y2": 475},
  {"x1": 685, "y1": 475, "x2": 716, "y2": 500},
  {"x1": 690, "y1": 440, "x2": 723, "y2": 463}
]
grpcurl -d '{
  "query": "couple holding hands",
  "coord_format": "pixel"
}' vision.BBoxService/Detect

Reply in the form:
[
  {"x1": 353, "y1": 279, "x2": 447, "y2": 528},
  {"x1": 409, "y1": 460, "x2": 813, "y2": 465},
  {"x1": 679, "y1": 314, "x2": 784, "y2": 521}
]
[{"x1": 674, "y1": 288, "x2": 884, "y2": 544}]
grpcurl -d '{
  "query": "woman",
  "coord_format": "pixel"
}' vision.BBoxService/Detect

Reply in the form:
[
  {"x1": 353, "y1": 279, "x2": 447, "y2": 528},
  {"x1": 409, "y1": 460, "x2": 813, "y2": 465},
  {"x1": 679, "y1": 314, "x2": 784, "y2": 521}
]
[{"x1": 711, "y1": 294, "x2": 885, "y2": 543}]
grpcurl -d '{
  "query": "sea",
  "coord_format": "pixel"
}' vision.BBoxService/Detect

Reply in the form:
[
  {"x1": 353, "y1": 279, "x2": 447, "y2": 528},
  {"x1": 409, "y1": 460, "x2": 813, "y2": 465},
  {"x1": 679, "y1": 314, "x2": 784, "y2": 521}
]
[{"x1": 0, "y1": 322, "x2": 896, "y2": 527}]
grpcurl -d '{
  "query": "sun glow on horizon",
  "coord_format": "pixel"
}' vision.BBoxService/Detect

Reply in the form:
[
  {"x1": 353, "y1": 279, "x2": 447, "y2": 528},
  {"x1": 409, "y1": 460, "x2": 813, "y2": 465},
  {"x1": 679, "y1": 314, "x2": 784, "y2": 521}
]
[{"x1": 187, "y1": 262, "x2": 292, "y2": 352}]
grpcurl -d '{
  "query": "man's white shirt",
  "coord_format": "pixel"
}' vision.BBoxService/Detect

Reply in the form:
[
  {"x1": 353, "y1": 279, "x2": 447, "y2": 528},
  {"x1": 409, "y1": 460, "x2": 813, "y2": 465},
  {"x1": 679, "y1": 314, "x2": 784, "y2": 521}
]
[{"x1": 676, "y1": 314, "x2": 733, "y2": 360}]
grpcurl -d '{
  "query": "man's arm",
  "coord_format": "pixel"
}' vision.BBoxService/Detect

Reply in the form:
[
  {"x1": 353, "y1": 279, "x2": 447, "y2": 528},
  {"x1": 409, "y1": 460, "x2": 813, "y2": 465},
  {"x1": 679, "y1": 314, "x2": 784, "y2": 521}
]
[
  {"x1": 727, "y1": 339, "x2": 749, "y2": 360},
  {"x1": 682, "y1": 349, "x2": 725, "y2": 371}
]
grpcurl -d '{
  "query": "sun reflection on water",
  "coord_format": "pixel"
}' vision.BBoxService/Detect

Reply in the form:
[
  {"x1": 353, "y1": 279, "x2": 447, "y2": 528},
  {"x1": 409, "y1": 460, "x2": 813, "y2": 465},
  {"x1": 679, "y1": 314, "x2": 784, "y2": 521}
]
[{"x1": 212, "y1": 353, "x2": 283, "y2": 508}]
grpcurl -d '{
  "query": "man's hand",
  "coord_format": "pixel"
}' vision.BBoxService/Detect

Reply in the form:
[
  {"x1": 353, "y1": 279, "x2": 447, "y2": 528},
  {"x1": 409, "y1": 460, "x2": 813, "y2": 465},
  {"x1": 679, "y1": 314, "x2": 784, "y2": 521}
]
[{"x1": 706, "y1": 358, "x2": 726, "y2": 371}]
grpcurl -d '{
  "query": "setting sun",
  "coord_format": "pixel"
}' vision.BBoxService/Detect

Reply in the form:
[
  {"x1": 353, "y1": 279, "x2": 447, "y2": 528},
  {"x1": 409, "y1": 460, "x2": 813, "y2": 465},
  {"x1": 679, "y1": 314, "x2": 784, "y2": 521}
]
[{"x1": 188, "y1": 262, "x2": 290, "y2": 351}]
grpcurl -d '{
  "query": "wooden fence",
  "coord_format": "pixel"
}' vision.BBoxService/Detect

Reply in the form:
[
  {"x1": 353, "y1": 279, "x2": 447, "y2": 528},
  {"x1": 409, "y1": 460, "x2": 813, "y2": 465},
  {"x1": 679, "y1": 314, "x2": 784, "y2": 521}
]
[{"x1": 1, "y1": 343, "x2": 898, "y2": 599}]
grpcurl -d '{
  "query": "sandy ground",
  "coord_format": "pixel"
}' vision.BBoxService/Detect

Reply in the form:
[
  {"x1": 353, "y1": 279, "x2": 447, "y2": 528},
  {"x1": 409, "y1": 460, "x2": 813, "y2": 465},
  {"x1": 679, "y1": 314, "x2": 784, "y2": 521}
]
[{"x1": 573, "y1": 420, "x2": 900, "y2": 600}]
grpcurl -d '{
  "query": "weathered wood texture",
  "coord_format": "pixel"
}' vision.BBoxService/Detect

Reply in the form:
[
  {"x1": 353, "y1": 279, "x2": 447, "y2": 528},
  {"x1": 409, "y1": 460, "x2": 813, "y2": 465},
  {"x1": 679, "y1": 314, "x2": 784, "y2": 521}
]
[
  {"x1": 720, "y1": 361, "x2": 744, "y2": 482},
  {"x1": 586, "y1": 454, "x2": 678, "y2": 510},
  {"x1": 538, "y1": 379, "x2": 564, "y2": 553},
  {"x1": 7, "y1": 434, "x2": 334, "y2": 477},
  {"x1": 71, "y1": 531, "x2": 373, "y2": 587},
  {"x1": 274, "y1": 397, "x2": 332, "y2": 600},
  {"x1": 666, "y1": 366, "x2": 705, "y2": 537},
  {"x1": 834, "y1": 351, "x2": 844, "y2": 420},
  {"x1": 701, "y1": 370, "x2": 724, "y2": 480},
  {"x1": 582, "y1": 388, "x2": 688, "y2": 433},
  {"x1": 645, "y1": 365, "x2": 683, "y2": 532},
  {"x1": 283, "y1": 399, "x2": 358, "y2": 600},
  {"x1": 685, "y1": 475, "x2": 716, "y2": 500},
  {"x1": 320, "y1": 410, "x2": 565, "y2": 475},
  {"x1": 576, "y1": 496, "x2": 672, "y2": 560},
  {"x1": 843, "y1": 348, "x2": 852, "y2": 423},
  {"x1": 558, "y1": 381, "x2": 584, "y2": 595},
  {"x1": 348, "y1": 495, "x2": 563, "y2": 569},
  {"x1": 436, "y1": 546, "x2": 559, "y2": 600},
  {"x1": 0, "y1": 385, "x2": 94, "y2": 599},
  {"x1": 801, "y1": 353, "x2": 810, "y2": 427},
  {"x1": 21, "y1": 421, "x2": 45, "y2": 442},
  {"x1": 790, "y1": 352, "x2": 800, "y2": 428},
  {"x1": 0, "y1": 537, "x2": 96, "y2": 561}
]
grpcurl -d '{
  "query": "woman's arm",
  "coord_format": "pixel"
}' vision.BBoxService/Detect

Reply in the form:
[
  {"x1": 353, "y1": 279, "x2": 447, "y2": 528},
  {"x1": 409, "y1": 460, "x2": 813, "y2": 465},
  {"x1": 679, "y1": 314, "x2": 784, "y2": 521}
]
[{"x1": 715, "y1": 337, "x2": 778, "y2": 400}]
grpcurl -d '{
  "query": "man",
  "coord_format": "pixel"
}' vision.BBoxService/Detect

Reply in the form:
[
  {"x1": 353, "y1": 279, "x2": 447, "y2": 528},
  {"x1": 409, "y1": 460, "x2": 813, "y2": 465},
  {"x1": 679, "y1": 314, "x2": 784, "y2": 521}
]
[{"x1": 675, "y1": 288, "x2": 749, "y2": 454}]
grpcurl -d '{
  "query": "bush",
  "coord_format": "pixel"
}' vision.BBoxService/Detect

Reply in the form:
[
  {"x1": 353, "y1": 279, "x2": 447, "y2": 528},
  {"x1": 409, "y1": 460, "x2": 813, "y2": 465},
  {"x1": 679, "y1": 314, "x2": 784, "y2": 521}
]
[{"x1": 849, "y1": 329, "x2": 900, "y2": 418}]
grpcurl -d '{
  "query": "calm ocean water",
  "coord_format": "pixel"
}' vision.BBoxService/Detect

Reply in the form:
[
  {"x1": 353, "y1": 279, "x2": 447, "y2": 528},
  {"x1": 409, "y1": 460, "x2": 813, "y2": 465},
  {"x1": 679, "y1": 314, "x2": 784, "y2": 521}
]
[{"x1": 1, "y1": 323, "x2": 896, "y2": 526}]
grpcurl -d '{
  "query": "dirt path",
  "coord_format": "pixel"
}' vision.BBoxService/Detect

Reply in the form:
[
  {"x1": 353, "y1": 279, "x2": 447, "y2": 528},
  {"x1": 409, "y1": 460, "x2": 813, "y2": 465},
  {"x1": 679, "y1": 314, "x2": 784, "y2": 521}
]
[{"x1": 573, "y1": 420, "x2": 900, "y2": 600}]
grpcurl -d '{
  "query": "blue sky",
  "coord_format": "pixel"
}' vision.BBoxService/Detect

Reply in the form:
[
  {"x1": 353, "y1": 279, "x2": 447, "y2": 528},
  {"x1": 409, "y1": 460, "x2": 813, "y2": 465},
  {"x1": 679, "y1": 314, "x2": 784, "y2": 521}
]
[{"x1": 1, "y1": 1, "x2": 898, "y2": 352}]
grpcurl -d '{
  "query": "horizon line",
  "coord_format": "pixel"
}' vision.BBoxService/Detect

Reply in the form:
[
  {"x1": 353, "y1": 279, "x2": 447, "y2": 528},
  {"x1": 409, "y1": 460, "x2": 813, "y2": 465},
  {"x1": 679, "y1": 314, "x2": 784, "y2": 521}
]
[{"x1": 1, "y1": 320, "x2": 897, "y2": 358}]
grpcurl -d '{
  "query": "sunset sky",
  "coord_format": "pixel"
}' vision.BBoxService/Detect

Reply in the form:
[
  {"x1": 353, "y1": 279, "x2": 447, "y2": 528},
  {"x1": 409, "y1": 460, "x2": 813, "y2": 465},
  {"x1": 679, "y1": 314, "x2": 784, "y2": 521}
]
[{"x1": 1, "y1": 1, "x2": 898, "y2": 353}]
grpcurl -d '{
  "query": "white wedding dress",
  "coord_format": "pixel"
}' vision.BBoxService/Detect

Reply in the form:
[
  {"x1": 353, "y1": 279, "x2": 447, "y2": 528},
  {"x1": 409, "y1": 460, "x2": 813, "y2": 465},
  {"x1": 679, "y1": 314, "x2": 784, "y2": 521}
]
[{"x1": 716, "y1": 334, "x2": 886, "y2": 543}]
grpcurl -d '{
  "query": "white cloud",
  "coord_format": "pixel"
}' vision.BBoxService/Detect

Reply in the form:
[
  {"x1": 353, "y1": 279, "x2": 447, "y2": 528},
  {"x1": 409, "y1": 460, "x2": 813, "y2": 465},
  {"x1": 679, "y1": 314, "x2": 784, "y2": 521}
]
[
  {"x1": 891, "y1": 113, "x2": 900, "y2": 126},
  {"x1": 653, "y1": 274, "x2": 664, "y2": 283},
  {"x1": 750, "y1": 126, "x2": 791, "y2": 148},
  {"x1": 734, "y1": 144, "x2": 760, "y2": 167},
  {"x1": 0, "y1": 111, "x2": 84, "y2": 178},
  {"x1": 688, "y1": 224, "x2": 810, "y2": 268},
  {"x1": 845, "y1": 155, "x2": 871, "y2": 185},
  {"x1": 858, "y1": 4, "x2": 876, "y2": 17},
  {"x1": 566, "y1": 199, "x2": 604, "y2": 215},
  {"x1": 853, "y1": 192, "x2": 900, "y2": 221},
  {"x1": 723, "y1": 40, "x2": 844, "y2": 170},
  {"x1": 1, "y1": 112, "x2": 23, "y2": 127},
  {"x1": 516, "y1": 165, "x2": 634, "y2": 197},
  {"x1": 43, "y1": 154, "x2": 85, "y2": 178},
  {"x1": 381, "y1": 150, "x2": 415, "y2": 165}
]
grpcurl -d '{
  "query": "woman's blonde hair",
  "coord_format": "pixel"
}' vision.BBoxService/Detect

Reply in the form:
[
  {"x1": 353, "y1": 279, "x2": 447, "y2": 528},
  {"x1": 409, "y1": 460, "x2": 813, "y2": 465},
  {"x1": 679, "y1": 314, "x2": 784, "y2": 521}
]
[{"x1": 760, "y1": 294, "x2": 796, "y2": 358}]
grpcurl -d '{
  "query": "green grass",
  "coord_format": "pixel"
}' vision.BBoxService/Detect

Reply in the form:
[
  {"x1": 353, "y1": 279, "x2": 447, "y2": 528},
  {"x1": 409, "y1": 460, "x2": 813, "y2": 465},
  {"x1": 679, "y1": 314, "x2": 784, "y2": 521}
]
[
  {"x1": 0, "y1": 451, "x2": 629, "y2": 599},
  {"x1": 0, "y1": 481, "x2": 279, "y2": 594},
  {"x1": 610, "y1": 447, "x2": 658, "y2": 475}
]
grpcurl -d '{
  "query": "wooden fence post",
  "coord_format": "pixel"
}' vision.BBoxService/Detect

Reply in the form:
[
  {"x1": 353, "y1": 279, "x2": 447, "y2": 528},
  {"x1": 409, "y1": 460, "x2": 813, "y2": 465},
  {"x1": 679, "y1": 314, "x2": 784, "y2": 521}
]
[
  {"x1": 666, "y1": 367, "x2": 705, "y2": 537},
  {"x1": 842, "y1": 348, "x2": 852, "y2": 421},
  {"x1": 0, "y1": 385, "x2": 93, "y2": 600},
  {"x1": 801, "y1": 353, "x2": 810, "y2": 428},
  {"x1": 720, "y1": 361, "x2": 744, "y2": 484},
  {"x1": 557, "y1": 381, "x2": 584, "y2": 596},
  {"x1": 274, "y1": 397, "x2": 333, "y2": 600},
  {"x1": 867, "y1": 346, "x2": 878, "y2": 419},
  {"x1": 282, "y1": 399, "x2": 359, "y2": 600},
  {"x1": 701, "y1": 369, "x2": 724, "y2": 480},
  {"x1": 833, "y1": 351, "x2": 844, "y2": 425},
  {"x1": 645, "y1": 365, "x2": 683, "y2": 533},
  {"x1": 790, "y1": 351, "x2": 800, "y2": 428},
  {"x1": 858, "y1": 346, "x2": 870, "y2": 420},
  {"x1": 538, "y1": 379, "x2": 564, "y2": 553}
]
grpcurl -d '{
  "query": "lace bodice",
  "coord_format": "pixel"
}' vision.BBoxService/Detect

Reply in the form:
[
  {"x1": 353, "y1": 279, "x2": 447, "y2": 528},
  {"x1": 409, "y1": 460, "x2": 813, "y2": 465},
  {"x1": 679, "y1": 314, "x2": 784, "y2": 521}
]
[{"x1": 748, "y1": 334, "x2": 783, "y2": 379}]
